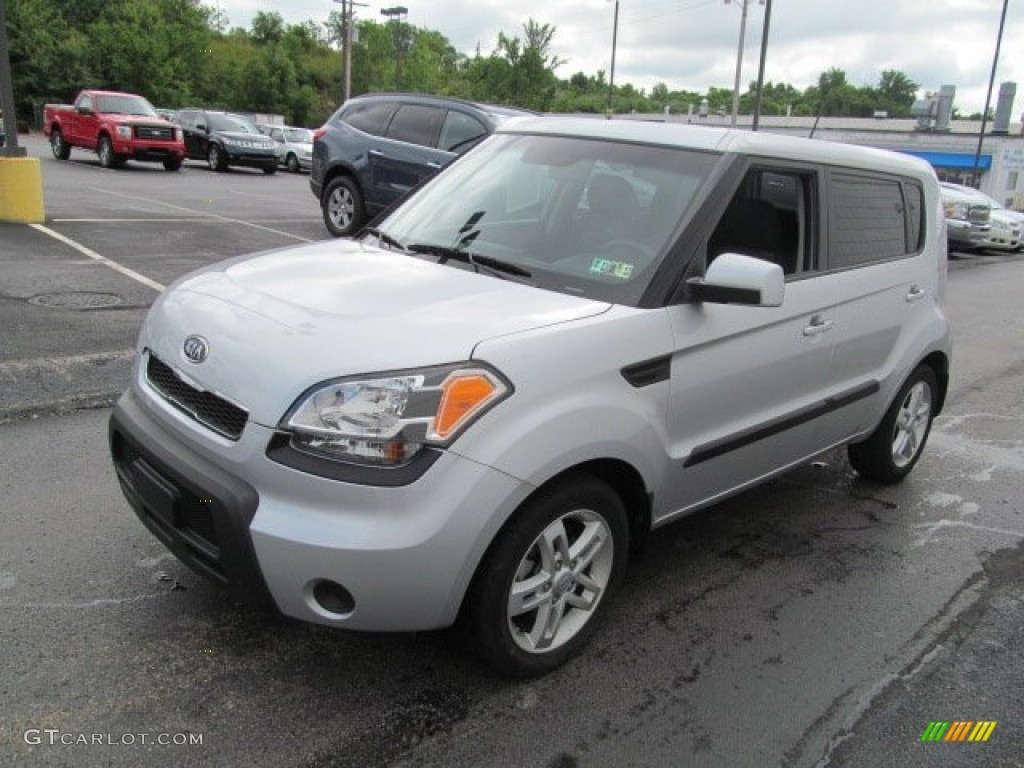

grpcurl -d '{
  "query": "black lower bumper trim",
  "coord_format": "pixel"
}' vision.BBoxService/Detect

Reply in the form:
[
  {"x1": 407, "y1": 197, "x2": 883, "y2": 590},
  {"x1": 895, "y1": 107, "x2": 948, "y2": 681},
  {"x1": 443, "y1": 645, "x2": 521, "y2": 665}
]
[{"x1": 109, "y1": 390, "x2": 275, "y2": 610}]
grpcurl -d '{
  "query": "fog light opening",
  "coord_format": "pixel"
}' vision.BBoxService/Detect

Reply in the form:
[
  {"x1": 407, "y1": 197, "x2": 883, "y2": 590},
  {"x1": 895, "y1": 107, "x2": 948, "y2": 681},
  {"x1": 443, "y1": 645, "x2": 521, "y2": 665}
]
[{"x1": 311, "y1": 580, "x2": 355, "y2": 616}]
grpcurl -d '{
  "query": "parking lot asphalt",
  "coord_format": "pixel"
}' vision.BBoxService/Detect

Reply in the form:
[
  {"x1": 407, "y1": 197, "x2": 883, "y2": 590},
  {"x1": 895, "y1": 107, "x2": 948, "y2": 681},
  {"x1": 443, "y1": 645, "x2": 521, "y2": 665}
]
[
  {"x1": 1, "y1": 131, "x2": 1023, "y2": 767},
  {"x1": 0, "y1": 133, "x2": 326, "y2": 420}
]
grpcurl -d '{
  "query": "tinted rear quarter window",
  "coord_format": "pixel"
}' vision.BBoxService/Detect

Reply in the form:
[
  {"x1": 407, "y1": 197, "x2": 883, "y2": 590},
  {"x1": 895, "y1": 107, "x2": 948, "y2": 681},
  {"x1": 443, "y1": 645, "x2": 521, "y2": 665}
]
[
  {"x1": 828, "y1": 172, "x2": 908, "y2": 268},
  {"x1": 340, "y1": 101, "x2": 398, "y2": 136}
]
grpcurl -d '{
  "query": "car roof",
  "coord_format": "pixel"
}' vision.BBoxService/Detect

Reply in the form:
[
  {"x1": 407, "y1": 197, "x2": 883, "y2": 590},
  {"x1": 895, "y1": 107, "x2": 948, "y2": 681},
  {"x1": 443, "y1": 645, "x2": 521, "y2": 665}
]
[
  {"x1": 497, "y1": 116, "x2": 937, "y2": 180},
  {"x1": 346, "y1": 92, "x2": 537, "y2": 117}
]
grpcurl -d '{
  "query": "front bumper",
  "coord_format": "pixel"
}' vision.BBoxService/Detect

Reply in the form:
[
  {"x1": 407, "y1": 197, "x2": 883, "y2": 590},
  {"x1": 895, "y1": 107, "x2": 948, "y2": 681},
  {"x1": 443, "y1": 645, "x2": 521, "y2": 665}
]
[
  {"x1": 946, "y1": 219, "x2": 989, "y2": 249},
  {"x1": 109, "y1": 384, "x2": 530, "y2": 631},
  {"x1": 223, "y1": 147, "x2": 277, "y2": 170},
  {"x1": 112, "y1": 140, "x2": 185, "y2": 163}
]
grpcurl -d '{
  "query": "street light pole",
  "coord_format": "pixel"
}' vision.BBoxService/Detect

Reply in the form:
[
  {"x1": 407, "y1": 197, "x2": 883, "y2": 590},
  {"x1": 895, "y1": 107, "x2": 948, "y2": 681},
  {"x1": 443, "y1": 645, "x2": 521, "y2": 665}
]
[
  {"x1": 751, "y1": 0, "x2": 772, "y2": 131},
  {"x1": 380, "y1": 6, "x2": 408, "y2": 90},
  {"x1": 971, "y1": 0, "x2": 1009, "y2": 188},
  {"x1": 607, "y1": 0, "x2": 619, "y2": 115},
  {"x1": 728, "y1": 0, "x2": 750, "y2": 127}
]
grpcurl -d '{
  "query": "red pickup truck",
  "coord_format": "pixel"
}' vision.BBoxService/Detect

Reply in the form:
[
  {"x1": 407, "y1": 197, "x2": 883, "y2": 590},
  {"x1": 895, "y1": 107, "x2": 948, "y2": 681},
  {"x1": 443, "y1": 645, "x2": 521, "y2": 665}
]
[{"x1": 44, "y1": 90, "x2": 185, "y2": 171}]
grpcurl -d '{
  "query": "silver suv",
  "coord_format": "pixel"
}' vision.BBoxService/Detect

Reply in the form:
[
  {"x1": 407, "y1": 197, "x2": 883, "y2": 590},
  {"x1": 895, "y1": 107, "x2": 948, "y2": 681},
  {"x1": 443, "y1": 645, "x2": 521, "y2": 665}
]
[{"x1": 110, "y1": 118, "x2": 951, "y2": 677}]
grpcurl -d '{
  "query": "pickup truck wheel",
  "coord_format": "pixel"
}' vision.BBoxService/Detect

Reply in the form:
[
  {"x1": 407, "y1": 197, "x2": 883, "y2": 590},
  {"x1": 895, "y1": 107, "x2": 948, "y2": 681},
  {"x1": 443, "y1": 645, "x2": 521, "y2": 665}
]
[
  {"x1": 467, "y1": 475, "x2": 628, "y2": 678},
  {"x1": 286, "y1": 153, "x2": 300, "y2": 173},
  {"x1": 163, "y1": 158, "x2": 182, "y2": 172},
  {"x1": 97, "y1": 136, "x2": 117, "y2": 169},
  {"x1": 207, "y1": 144, "x2": 227, "y2": 172},
  {"x1": 262, "y1": 165, "x2": 277, "y2": 176},
  {"x1": 51, "y1": 129, "x2": 71, "y2": 160},
  {"x1": 322, "y1": 177, "x2": 365, "y2": 237},
  {"x1": 848, "y1": 365, "x2": 937, "y2": 484}
]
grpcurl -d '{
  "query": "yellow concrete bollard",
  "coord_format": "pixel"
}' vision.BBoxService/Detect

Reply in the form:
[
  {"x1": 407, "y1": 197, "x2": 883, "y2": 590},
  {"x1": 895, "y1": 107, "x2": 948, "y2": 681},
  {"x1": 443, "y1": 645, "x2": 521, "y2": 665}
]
[{"x1": 0, "y1": 156, "x2": 46, "y2": 223}]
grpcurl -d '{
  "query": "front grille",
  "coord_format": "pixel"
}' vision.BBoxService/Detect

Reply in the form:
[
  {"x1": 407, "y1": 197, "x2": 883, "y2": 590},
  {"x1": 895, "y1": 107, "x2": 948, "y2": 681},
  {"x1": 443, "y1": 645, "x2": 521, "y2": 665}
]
[
  {"x1": 146, "y1": 353, "x2": 248, "y2": 440},
  {"x1": 135, "y1": 124, "x2": 175, "y2": 141},
  {"x1": 968, "y1": 205, "x2": 991, "y2": 224}
]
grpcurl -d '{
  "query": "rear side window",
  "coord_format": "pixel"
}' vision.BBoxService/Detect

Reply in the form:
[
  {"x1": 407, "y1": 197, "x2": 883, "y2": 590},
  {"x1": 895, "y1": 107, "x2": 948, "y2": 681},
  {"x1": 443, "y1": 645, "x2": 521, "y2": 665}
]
[
  {"x1": 828, "y1": 172, "x2": 912, "y2": 267},
  {"x1": 439, "y1": 111, "x2": 487, "y2": 153},
  {"x1": 340, "y1": 101, "x2": 397, "y2": 136},
  {"x1": 904, "y1": 181, "x2": 925, "y2": 252},
  {"x1": 387, "y1": 105, "x2": 445, "y2": 148}
]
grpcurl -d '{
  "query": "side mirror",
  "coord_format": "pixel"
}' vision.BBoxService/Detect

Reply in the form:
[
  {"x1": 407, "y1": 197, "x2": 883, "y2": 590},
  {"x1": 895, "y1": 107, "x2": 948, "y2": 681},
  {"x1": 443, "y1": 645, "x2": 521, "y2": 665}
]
[
  {"x1": 196, "y1": 123, "x2": 207, "y2": 132},
  {"x1": 687, "y1": 252, "x2": 785, "y2": 307},
  {"x1": 77, "y1": 106, "x2": 93, "y2": 116}
]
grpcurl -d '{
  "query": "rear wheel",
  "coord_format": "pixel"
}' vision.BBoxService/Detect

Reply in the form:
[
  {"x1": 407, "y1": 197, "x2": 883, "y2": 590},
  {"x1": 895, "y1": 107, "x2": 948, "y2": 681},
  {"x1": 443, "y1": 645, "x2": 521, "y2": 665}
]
[
  {"x1": 467, "y1": 475, "x2": 629, "y2": 678},
  {"x1": 163, "y1": 158, "x2": 182, "y2": 172},
  {"x1": 50, "y1": 128, "x2": 71, "y2": 160},
  {"x1": 262, "y1": 165, "x2": 277, "y2": 175},
  {"x1": 848, "y1": 365, "x2": 937, "y2": 484},
  {"x1": 321, "y1": 176, "x2": 365, "y2": 237}
]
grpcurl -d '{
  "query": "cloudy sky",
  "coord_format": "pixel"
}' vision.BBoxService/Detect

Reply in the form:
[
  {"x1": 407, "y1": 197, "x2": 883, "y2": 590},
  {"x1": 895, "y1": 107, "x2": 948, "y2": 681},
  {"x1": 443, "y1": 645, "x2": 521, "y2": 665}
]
[{"x1": 215, "y1": 0, "x2": 1023, "y2": 115}]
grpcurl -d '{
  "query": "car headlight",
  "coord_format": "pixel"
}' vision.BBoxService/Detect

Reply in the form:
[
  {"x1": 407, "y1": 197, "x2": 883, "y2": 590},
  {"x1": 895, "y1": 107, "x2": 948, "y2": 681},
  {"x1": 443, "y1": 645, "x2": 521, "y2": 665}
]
[
  {"x1": 281, "y1": 363, "x2": 511, "y2": 466},
  {"x1": 944, "y1": 201, "x2": 969, "y2": 220},
  {"x1": 116, "y1": 125, "x2": 132, "y2": 139}
]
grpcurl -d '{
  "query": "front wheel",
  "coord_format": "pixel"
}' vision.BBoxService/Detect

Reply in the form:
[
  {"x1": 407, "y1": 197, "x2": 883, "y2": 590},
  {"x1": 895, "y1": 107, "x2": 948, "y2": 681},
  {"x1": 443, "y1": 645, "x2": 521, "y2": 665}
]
[
  {"x1": 321, "y1": 176, "x2": 365, "y2": 237},
  {"x1": 467, "y1": 475, "x2": 629, "y2": 678},
  {"x1": 848, "y1": 365, "x2": 937, "y2": 484},
  {"x1": 207, "y1": 144, "x2": 227, "y2": 171},
  {"x1": 286, "y1": 153, "x2": 300, "y2": 173},
  {"x1": 51, "y1": 128, "x2": 71, "y2": 160},
  {"x1": 262, "y1": 165, "x2": 277, "y2": 175},
  {"x1": 97, "y1": 135, "x2": 118, "y2": 168}
]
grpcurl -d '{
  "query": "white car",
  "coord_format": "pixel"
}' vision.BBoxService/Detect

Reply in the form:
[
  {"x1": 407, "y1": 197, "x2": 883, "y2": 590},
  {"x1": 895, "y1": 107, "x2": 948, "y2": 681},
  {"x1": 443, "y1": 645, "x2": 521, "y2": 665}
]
[
  {"x1": 940, "y1": 182, "x2": 1021, "y2": 252},
  {"x1": 110, "y1": 118, "x2": 951, "y2": 677},
  {"x1": 268, "y1": 125, "x2": 313, "y2": 173}
]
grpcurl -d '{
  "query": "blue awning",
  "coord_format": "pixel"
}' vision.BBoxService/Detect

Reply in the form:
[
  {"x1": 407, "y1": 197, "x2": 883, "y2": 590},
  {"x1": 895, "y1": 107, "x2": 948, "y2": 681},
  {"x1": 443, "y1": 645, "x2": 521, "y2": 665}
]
[{"x1": 896, "y1": 150, "x2": 992, "y2": 170}]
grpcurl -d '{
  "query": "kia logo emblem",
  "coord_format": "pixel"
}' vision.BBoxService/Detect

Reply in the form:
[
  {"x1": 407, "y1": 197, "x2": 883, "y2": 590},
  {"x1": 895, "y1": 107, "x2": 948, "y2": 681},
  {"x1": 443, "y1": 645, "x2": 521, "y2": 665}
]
[{"x1": 183, "y1": 335, "x2": 210, "y2": 364}]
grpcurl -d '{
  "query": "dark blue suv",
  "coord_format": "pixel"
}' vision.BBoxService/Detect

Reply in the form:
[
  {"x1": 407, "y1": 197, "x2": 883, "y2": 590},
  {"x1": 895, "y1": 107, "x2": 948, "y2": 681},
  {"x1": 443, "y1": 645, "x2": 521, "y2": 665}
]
[{"x1": 310, "y1": 93, "x2": 534, "y2": 237}]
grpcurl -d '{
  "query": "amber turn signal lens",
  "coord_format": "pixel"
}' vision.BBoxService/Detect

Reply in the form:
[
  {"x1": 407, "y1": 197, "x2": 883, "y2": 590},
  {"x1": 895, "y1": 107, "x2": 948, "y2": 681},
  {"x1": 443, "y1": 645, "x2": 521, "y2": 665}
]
[{"x1": 434, "y1": 374, "x2": 498, "y2": 439}]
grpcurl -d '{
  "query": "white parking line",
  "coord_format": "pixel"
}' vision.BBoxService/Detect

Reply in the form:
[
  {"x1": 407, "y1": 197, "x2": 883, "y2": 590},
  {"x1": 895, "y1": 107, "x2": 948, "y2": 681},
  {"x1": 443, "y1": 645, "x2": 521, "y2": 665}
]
[
  {"x1": 89, "y1": 186, "x2": 316, "y2": 243},
  {"x1": 29, "y1": 224, "x2": 166, "y2": 292}
]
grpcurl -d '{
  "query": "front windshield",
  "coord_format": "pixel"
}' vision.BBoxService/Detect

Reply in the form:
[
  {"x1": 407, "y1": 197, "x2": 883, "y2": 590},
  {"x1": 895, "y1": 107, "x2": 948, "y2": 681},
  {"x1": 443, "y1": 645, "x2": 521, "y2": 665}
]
[
  {"x1": 96, "y1": 95, "x2": 158, "y2": 117},
  {"x1": 283, "y1": 128, "x2": 313, "y2": 143},
  {"x1": 376, "y1": 133, "x2": 718, "y2": 305},
  {"x1": 208, "y1": 114, "x2": 261, "y2": 133}
]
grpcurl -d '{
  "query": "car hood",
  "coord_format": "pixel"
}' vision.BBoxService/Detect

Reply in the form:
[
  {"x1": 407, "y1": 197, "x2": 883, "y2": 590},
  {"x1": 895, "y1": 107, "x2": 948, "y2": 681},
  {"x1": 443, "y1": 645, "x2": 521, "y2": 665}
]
[
  {"x1": 214, "y1": 130, "x2": 273, "y2": 144},
  {"x1": 142, "y1": 240, "x2": 610, "y2": 426}
]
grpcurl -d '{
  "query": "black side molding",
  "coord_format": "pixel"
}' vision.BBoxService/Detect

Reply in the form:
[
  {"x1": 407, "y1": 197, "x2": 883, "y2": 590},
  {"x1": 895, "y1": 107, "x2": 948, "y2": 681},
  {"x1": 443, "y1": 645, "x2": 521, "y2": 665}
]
[
  {"x1": 684, "y1": 380, "x2": 880, "y2": 467},
  {"x1": 621, "y1": 355, "x2": 672, "y2": 388}
]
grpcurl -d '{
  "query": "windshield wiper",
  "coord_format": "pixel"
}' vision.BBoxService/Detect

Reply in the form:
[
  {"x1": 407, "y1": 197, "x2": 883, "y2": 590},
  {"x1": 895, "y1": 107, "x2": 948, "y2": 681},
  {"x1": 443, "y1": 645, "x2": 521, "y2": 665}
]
[
  {"x1": 406, "y1": 243, "x2": 532, "y2": 280},
  {"x1": 363, "y1": 227, "x2": 408, "y2": 252}
]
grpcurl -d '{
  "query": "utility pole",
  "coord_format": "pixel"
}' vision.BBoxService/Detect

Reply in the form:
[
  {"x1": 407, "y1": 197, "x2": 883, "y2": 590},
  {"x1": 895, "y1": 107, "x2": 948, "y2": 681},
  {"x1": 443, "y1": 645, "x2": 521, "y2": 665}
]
[
  {"x1": 334, "y1": 0, "x2": 367, "y2": 103},
  {"x1": 751, "y1": 0, "x2": 772, "y2": 131}
]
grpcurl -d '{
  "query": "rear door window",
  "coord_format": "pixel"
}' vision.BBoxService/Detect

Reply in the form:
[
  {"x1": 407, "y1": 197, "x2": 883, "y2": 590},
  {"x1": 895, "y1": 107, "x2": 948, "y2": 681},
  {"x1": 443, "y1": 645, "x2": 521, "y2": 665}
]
[
  {"x1": 828, "y1": 171, "x2": 912, "y2": 267},
  {"x1": 386, "y1": 105, "x2": 445, "y2": 148}
]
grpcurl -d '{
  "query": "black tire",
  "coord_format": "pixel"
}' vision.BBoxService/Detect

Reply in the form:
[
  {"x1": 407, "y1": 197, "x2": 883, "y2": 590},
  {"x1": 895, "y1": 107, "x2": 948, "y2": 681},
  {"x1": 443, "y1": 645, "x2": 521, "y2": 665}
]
[
  {"x1": 207, "y1": 144, "x2": 227, "y2": 171},
  {"x1": 467, "y1": 475, "x2": 629, "y2": 678},
  {"x1": 262, "y1": 165, "x2": 277, "y2": 176},
  {"x1": 848, "y1": 365, "x2": 938, "y2": 484},
  {"x1": 321, "y1": 176, "x2": 365, "y2": 237},
  {"x1": 50, "y1": 128, "x2": 71, "y2": 160},
  {"x1": 286, "y1": 153, "x2": 300, "y2": 173},
  {"x1": 163, "y1": 158, "x2": 182, "y2": 172},
  {"x1": 97, "y1": 135, "x2": 117, "y2": 168}
]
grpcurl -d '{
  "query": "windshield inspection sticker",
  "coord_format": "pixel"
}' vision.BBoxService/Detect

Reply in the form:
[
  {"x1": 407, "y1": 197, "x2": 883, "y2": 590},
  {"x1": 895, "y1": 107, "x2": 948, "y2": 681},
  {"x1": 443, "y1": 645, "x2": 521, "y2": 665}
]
[{"x1": 589, "y1": 258, "x2": 634, "y2": 279}]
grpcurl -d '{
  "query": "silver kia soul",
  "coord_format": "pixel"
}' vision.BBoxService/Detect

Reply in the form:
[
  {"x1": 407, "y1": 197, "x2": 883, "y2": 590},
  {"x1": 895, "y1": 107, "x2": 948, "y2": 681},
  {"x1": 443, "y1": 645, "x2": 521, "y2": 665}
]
[{"x1": 109, "y1": 117, "x2": 951, "y2": 677}]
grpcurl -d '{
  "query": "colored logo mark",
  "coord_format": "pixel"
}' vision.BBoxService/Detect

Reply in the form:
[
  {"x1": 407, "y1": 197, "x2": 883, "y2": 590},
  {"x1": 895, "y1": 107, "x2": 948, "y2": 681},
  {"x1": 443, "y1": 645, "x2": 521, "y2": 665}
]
[{"x1": 921, "y1": 721, "x2": 997, "y2": 742}]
